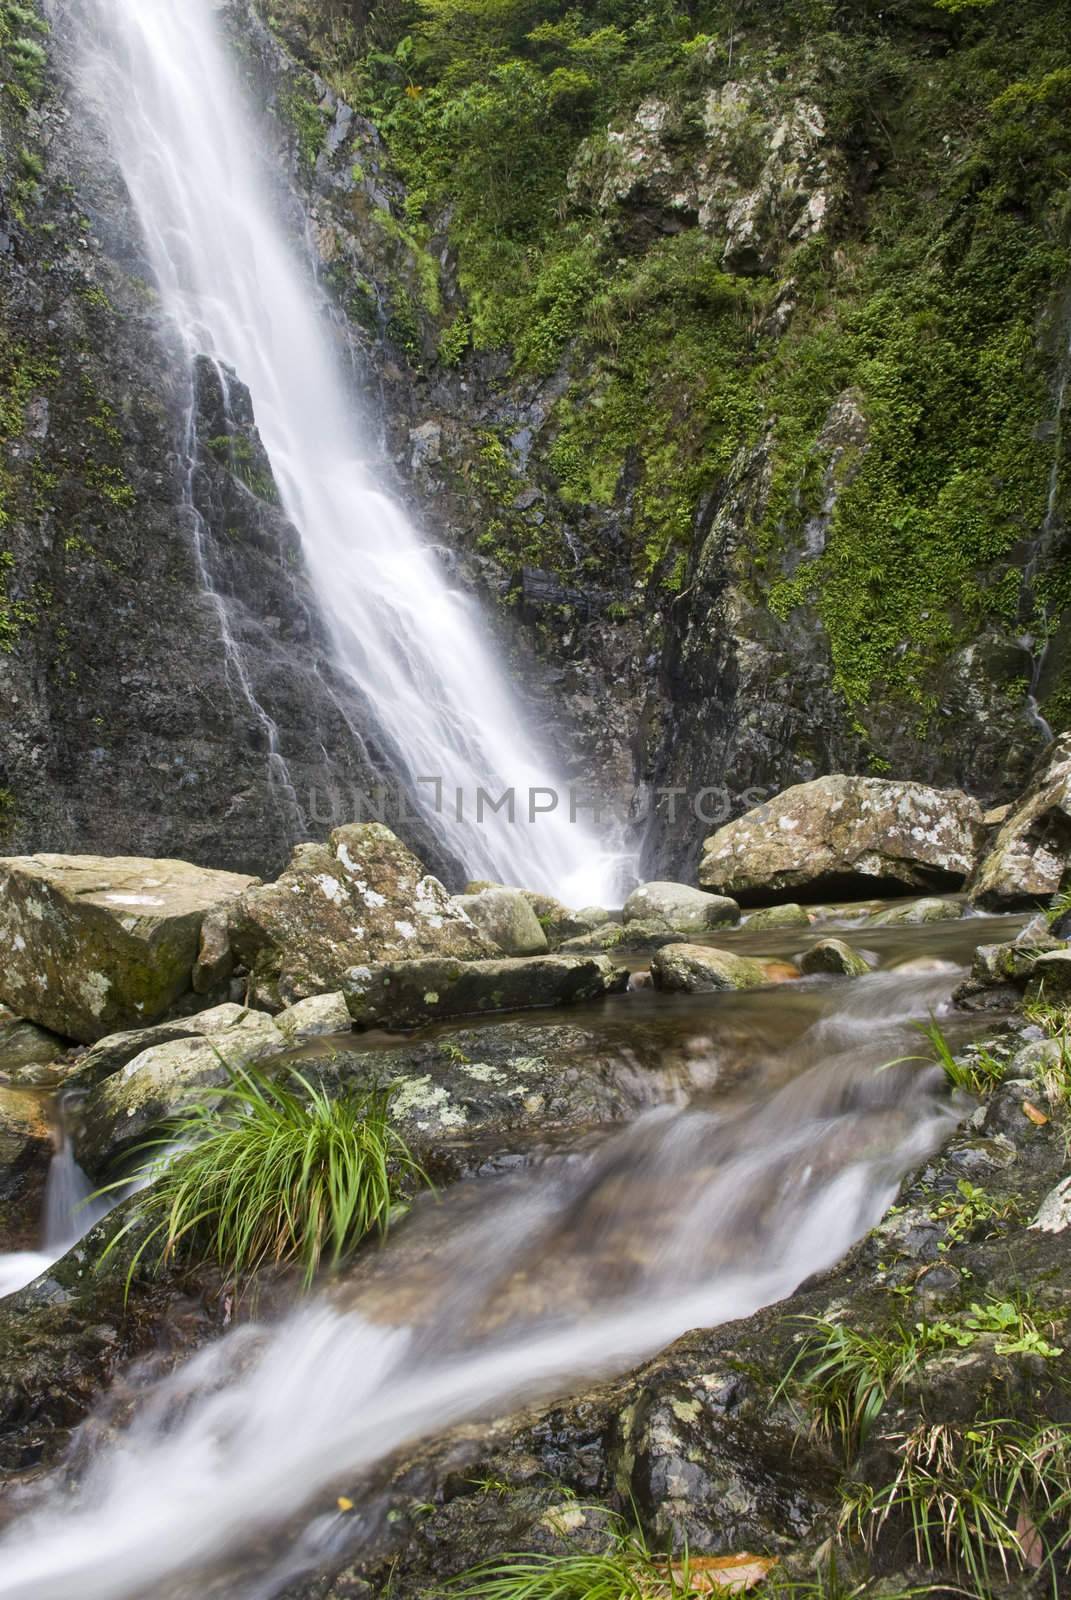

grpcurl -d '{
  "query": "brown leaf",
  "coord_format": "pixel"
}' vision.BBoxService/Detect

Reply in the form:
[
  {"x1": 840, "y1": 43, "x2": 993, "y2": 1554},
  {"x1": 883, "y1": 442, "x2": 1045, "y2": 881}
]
[
  {"x1": 1016, "y1": 1506, "x2": 1044, "y2": 1568},
  {"x1": 1023, "y1": 1101, "x2": 1049, "y2": 1126},
  {"x1": 661, "y1": 1553, "x2": 779, "y2": 1595}
]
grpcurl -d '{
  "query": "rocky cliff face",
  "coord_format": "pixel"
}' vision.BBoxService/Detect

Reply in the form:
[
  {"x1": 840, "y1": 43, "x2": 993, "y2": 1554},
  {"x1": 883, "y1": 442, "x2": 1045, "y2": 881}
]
[{"x1": 1, "y1": 0, "x2": 1068, "y2": 885}]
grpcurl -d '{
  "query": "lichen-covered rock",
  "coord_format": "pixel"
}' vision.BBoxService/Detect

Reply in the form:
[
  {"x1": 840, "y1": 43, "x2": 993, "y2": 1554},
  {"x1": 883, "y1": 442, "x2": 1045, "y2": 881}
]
[
  {"x1": 558, "y1": 921, "x2": 686, "y2": 954},
  {"x1": 0, "y1": 855, "x2": 257, "y2": 1044},
  {"x1": 623, "y1": 882, "x2": 740, "y2": 932},
  {"x1": 72, "y1": 993, "x2": 352, "y2": 1175},
  {"x1": 799, "y1": 938, "x2": 871, "y2": 977},
  {"x1": 343, "y1": 955, "x2": 629, "y2": 1029},
  {"x1": 198, "y1": 825, "x2": 496, "y2": 1011},
  {"x1": 650, "y1": 944, "x2": 769, "y2": 993},
  {"x1": 968, "y1": 735, "x2": 1071, "y2": 909},
  {"x1": 866, "y1": 897, "x2": 965, "y2": 927},
  {"x1": 699, "y1": 777, "x2": 983, "y2": 903},
  {"x1": 452, "y1": 889, "x2": 548, "y2": 957},
  {"x1": 744, "y1": 903, "x2": 811, "y2": 930}
]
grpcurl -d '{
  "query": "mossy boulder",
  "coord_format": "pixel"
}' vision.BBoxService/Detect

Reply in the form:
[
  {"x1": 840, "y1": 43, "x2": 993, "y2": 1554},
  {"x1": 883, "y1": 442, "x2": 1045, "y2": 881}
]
[
  {"x1": 0, "y1": 854, "x2": 257, "y2": 1044},
  {"x1": 559, "y1": 921, "x2": 684, "y2": 954},
  {"x1": 799, "y1": 938, "x2": 871, "y2": 977},
  {"x1": 197, "y1": 824, "x2": 496, "y2": 1011},
  {"x1": 969, "y1": 734, "x2": 1071, "y2": 910},
  {"x1": 623, "y1": 882, "x2": 740, "y2": 932},
  {"x1": 343, "y1": 955, "x2": 629, "y2": 1029},
  {"x1": 452, "y1": 888, "x2": 548, "y2": 956},
  {"x1": 650, "y1": 944, "x2": 769, "y2": 993},
  {"x1": 699, "y1": 777, "x2": 983, "y2": 904}
]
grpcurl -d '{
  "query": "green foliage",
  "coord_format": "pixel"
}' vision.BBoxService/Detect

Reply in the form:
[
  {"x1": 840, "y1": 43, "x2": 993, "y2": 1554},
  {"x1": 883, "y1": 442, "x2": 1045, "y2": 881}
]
[
  {"x1": 930, "y1": 1180, "x2": 1021, "y2": 1248},
  {"x1": 897, "y1": 1018, "x2": 1006, "y2": 1096},
  {"x1": 775, "y1": 1315, "x2": 935, "y2": 1456},
  {"x1": 100, "y1": 1066, "x2": 429, "y2": 1290},
  {"x1": 0, "y1": 1, "x2": 49, "y2": 104},
  {"x1": 281, "y1": 89, "x2": 329, "y2": 168},
  {"x1": 843, "y1": 1419, "x2": 1071, "y2": 1597},
  {"x1": 204, "y1": 432, "x2": 280, "y2": 503}
]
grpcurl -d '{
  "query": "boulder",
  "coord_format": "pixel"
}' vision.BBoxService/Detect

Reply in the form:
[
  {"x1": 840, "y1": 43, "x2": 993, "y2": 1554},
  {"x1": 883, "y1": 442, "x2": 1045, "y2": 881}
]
[
  {"x1": 969, "y1": 735, "x2": 1071, "y2": 909},
  {"x1": 451, "y1": 888, "x2": 548, "y2": 957},
  {"x1": 799, "y1": 938, "x2": 871, "y2": 977},
  {"x1": 196, "y1": 825, "x2": 496, "y2": 1011},
  {"x1": 623, "y1": 882, "x2": 740, "y2": 931},
  {"x1": 866, "y1": 897, "x2": 965, "y2": 927},
  {"x1": 343, "y1": 955, "x2": 629, "y2": 1030},
  {"x1": 744, "y1": 903, "x2": 811, "y2": 930},
  {"x1": 0, "y1": 855, "x2": 257, "y2": 1044},
  {"x1": 952, "y1": 932, "x2": 1066, "y2": 1010},
  {"x1": 699, "y1": 777, "x2": 983, "y2": 903},
  {"x1": 521, "y1": 892, "x2": 606, "y2": 947},
  {"x1": 650, "y1": 944, "x2": 769, "y2": 993},
  {"x1": 72, "y1": 993, "x2": 353, "y2": 1176}
]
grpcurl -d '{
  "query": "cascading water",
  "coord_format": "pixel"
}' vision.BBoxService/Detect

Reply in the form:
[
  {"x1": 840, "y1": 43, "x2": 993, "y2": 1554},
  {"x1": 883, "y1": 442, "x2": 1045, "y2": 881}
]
[
  {"x1": 68, "y1": 0, "x2": 621, "y2": 904},
  {"x1": 1020, "y1": 318, "x2": 1071, "y2": 745},
  {"x1": 0, "y1": 940, "x2": 989, "y2": 1600}
]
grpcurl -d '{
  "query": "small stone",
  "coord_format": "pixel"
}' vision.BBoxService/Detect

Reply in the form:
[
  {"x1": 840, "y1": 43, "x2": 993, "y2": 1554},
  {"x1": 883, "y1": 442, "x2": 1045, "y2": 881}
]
[
  {"x1": 650, "y1": 944, "x2": 769, "y2": 993},
  {"x1": 744, "y1": 903, "x2": 811, "y2": 930}
]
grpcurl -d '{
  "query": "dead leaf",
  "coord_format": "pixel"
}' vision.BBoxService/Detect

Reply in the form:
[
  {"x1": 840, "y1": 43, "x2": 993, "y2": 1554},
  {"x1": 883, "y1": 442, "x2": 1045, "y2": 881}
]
[
  {"x1": 1016, "y1": 1506, "x2": 1044, "y2": 1568},
  {"x1": 660, "y1": 1553, "x2": 779, "y2": 1595},
  {"x1": 1023, "y1": 1101, "x2": 1049, "y2": 1126},
  {"x1": 337, "y1": 1497, "x2": 354, "y2": 1512}
]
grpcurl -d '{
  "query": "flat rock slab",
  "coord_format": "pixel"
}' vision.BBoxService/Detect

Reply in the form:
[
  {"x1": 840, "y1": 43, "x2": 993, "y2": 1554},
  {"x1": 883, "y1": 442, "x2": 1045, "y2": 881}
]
[
  {"x1": 0, "y1": 855, "x2": 256, "y2": 1044},
  {"x1": 699, "y1": 776, "x2": 982, "y2": 903},
  {"x1": 344, "y1": 955, "x2": 629, "y2": 1029}
]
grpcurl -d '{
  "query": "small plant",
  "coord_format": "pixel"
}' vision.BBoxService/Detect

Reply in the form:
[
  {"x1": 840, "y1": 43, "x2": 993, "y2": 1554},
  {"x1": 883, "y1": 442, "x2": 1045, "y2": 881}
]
[
  {"x1": 842, "y1": 1419, "x2": 1071, "y2": 1597},
  {"x1": 101, "y1": 1065, "x2": 428, "y2": 1289},
  {"x1": 885, "y1": 1019, "x2": 1006, "y2": 1096},
  {"x1": 930, "y1": 1180, "x2": 1022, "y2": 1247},
  {"x1": 774, "y1": 1316, "x2": 936, "y2": 1456},
  {"x1": 929, "y1": 1297, "x2": 1063, "y2": 1359},
  {"x1": 451, "y1": 1515, "x2": 777, "y2": 1600}
]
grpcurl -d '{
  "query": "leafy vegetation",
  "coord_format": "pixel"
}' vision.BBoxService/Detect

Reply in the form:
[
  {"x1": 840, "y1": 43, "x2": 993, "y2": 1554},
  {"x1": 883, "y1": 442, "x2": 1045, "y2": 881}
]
[
  {"x1": 281, "y1": 0, "x2": 1070, "y2": 733},
  {"x1": 842, "y1": 1419, "x2": 1071, "y2": 1597},
  {"x1": 101, "y1": 1065, "x2": 428, "y2": 1289}
]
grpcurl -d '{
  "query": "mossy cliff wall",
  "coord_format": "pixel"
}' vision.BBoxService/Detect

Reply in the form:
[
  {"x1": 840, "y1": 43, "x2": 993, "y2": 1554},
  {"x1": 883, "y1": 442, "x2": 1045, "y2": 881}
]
[{"x1": 249, "y1": 0, "x2": 1071, "y2": 875}]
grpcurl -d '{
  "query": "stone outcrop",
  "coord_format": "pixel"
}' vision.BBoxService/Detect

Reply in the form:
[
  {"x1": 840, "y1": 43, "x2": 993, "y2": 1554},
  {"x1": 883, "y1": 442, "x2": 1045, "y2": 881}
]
[
  {"x1": 0, "y1": 855, "x2": 256, "y2": 1043},
  {"x1": 699, "y1": 777, "x2": 983, "y2": 903},
  {"x1": 969, "y1": 735, "x2": 1071, "y2": 909},
  {"x1": 865, "y1": 897, "x2": 964, "y2": 926},
  {"x1": 198, "y1": 825, "x2": 496, "y2": 1011},
  {"x1": 344, "y1": 955, "x2": 629, "y2": 1029}
]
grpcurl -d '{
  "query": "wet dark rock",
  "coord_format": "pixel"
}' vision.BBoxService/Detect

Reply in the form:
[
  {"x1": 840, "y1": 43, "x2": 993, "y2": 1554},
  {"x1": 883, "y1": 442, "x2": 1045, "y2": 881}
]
[
  {"x1": 343, "y1": 955, "x2": 629, "y2": 1030},
  {"x1": 0, "y1": 1088, "x2": 52, "y2": 1253}
]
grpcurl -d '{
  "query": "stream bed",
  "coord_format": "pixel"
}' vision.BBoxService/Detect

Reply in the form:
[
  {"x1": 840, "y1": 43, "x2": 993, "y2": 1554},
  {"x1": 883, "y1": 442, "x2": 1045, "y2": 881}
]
[{"x1": 0, "y1": 904, "x2": 1028, "y2": 1600}]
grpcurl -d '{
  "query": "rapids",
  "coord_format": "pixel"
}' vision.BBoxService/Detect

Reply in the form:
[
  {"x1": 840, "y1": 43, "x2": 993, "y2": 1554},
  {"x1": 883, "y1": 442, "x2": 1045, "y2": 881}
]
[{"x1": 0, "y1": 909, "x2": 1023, "y2": 1600}]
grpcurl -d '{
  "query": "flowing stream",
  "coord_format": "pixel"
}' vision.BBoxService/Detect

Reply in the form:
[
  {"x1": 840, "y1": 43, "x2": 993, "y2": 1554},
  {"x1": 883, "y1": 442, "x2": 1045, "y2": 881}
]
[
  {"x1": 0, "y1": 910, "x2": 1022, "y2": 1600},
  {"x1": 65, "y1": 0, "x2": 619, "y2": 903}
]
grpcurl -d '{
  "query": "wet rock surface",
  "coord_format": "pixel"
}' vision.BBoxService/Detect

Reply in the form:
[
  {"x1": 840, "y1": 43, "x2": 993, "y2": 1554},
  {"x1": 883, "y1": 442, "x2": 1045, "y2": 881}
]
[
  {"x1": 650, "y1": 944, "x2": 770, "y2": 993},
  {"x1": 798, "y1": 938, "x2": 871, "y2": 977},
  {"x1": 343, "y1": 954, "x2": 630, "y2": 1030}
]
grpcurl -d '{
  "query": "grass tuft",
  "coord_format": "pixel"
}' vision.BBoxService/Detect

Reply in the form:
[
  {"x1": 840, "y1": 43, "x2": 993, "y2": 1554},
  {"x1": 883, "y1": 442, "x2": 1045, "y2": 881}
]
[{"x1": 101, "y1": 1065, "x2": 427, "y2": 1290}]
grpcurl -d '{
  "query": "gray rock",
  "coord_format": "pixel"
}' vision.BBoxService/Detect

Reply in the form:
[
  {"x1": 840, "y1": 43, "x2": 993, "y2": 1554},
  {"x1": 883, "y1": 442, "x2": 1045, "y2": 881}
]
[
  {"x1": 558, "y1": 920, "x2": 688, "y2": 954},
  {"x1": 1031, "y1": 1176, "x2": 1071, "y2": 1234},
  {"x1": 699, "y1": 777, "x2": 983, "y2": 902},
  {"x1": 623, "y1": 881, "x2": 740, "y2": 931},
  {"x1": 799, "y1": 938, "x2": 871, "y2": 977},
  {"x1": 0, "y1": 854, "x2": 256, "y2": 1044},
  {"x1": 275, "y1": 991, "x2": 352, "y2": 1044},
  {"x1": 969, "y1": 734, "x2": 1071, "y2": 909},
  {"x1": 452, "y1": 888, "x2": 549, "y2": 957},
  {"x1": 0, "y1": 1007, "x2": 65, "y2": 1075},
  {"x1": 197, "y1": 824, "x2": 496, "y2": 1011},
  {"x1": 650, "y1": 944, "x2": 769, "y2": 993},
  {"x1": 344, "y1": 955, "x2": 629, "y2": 1029}
]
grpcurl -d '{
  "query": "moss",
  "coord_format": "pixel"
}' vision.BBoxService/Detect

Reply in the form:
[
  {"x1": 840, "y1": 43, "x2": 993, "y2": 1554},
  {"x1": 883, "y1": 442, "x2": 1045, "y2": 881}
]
[
  {"x1": 204, "y1": 432, "x2": 280, "y2": 503},
  {"x1": 280, "y1": 88, "x2": 329, "y2": 169},
  {"x1": 372, "y1": 206, "x2": 443, "y2": 317}
]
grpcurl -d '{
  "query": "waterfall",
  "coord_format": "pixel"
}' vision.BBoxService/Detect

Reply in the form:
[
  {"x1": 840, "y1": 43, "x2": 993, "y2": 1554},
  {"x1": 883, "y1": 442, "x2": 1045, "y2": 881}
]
[
  {"x1": 69, "y1": 0, "x2": 622, "y2": 905},
  {"x1": 1020, "y1": 318, "x2": 1071, "y2": 745}
]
